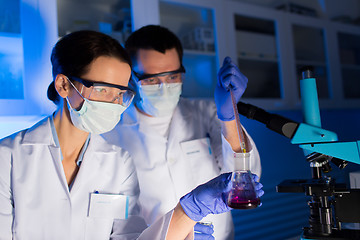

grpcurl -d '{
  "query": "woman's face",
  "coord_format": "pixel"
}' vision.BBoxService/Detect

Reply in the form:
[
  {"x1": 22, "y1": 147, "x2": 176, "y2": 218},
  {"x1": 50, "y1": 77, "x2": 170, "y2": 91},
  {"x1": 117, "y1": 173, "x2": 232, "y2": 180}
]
[{"x1": 69, "y1": 56, "x2": 132, "y2": 110}]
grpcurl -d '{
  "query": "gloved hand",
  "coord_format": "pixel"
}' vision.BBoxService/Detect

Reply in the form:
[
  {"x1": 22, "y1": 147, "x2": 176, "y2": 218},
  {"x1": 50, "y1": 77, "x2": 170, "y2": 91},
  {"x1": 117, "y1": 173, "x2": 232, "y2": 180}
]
[
  {"x1": 179, "y1": 173, "x2": 232, "y2": 222},
  {"x1": 194, "y1": 222, "x2": 214, "y2": 240},
  {"x1": 252, "y1": 174, "x2": 265, "y2": 202},
  {"x1": 215, "y1": 56, "x2": 248, "y2": 121}
]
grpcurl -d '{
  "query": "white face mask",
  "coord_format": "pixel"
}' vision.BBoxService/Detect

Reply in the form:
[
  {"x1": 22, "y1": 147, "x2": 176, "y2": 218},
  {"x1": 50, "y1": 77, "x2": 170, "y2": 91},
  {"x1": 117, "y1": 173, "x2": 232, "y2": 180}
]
[
  {"x1": 67, "y1": 98, "x2": 126, "y2": 134},
  {"x1": 66, "y1": 80, "x2": 127, "y2": 134},
  {"x1": 137, "y1": 83, "x2": 182, "y2": 117}
]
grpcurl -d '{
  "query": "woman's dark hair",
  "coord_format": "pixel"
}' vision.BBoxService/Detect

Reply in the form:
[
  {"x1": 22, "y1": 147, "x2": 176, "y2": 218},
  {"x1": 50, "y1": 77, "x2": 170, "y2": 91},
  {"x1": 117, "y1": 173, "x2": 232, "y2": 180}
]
[
  {"x1": 125, "y1": 25, "x2": 183, "y2": 65},
  {"x1": 47, "y1": 30, "x2": 132, "y2": 105}
]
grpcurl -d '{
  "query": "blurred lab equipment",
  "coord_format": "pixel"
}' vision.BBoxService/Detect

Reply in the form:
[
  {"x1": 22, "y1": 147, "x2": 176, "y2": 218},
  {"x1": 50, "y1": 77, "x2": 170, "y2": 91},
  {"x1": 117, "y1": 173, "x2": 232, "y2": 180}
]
[
  {"x1": 236, "y1": 67, "x2": 360, "y2": 239},
  {"x1": 182, "y1": 27, "x2": 215, "y2": 52}
]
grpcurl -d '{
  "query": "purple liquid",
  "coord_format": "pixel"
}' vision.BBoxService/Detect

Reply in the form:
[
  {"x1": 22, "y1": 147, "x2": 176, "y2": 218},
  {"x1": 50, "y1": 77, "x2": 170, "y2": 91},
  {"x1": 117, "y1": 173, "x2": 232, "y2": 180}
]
[{"x1": 228, "y1": 198, "x2": 261, "y2": 209}]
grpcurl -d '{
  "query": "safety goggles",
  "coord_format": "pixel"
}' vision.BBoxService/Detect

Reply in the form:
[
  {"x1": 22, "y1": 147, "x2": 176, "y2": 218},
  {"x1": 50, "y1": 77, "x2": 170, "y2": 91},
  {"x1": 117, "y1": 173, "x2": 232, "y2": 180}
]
[
  {"x1": 69, "y1": 76, "x2": 135, "y2": 107},
  {"x1": 133, "y1": 66, "x2": 186, "y2": 86}
]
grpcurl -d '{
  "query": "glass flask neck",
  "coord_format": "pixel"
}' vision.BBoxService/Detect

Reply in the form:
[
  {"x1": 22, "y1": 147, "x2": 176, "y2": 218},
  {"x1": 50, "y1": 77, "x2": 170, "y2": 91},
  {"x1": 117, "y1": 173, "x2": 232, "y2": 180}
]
[{"x1": 234, "y1": 152, "x2": 250, "y2": 171}]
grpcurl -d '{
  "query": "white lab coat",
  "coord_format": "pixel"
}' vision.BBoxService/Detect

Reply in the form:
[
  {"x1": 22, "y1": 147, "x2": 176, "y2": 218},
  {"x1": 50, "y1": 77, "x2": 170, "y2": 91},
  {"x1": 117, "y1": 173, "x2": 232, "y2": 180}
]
[
  {"x1": 103, "y1": 98, "x2": 262, "y2": 240},
  {"x1": 0, "y1": 116, "x2": 176, "y2": 240}
]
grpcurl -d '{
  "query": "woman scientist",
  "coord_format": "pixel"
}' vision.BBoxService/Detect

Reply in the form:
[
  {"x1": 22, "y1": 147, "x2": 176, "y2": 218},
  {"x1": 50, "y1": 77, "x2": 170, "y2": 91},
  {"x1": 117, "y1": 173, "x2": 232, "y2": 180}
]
[{"x1": 0, "y1": 30, "x2": 264, "y2": 239}]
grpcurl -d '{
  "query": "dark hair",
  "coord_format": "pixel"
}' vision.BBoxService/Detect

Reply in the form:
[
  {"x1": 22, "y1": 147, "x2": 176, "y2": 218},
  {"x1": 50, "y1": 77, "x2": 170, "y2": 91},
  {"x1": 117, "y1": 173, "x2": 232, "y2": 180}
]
[
  {"x1": 47, "y1": 30, "x2": 132, "y2": 105},
  {"x1": 125, "y1": 25, "x2": 183, "y2": 65}
]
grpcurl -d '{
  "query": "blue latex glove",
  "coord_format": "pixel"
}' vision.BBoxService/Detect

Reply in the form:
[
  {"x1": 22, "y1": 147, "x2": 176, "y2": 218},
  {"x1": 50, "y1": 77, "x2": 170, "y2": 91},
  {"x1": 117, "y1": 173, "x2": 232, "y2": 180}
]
[
  {"x1": 215, "y1": 56, "x2": 248, "y2": 121},
  {"x1": 179, "y1": 173, "x2": 232, "y2": 222},
  {"x1": 194, "y1": 222, "x2": 214, "y2": 240},
  {"x1": 252, "y1": 174, "x2": 265, "y2": 202}
]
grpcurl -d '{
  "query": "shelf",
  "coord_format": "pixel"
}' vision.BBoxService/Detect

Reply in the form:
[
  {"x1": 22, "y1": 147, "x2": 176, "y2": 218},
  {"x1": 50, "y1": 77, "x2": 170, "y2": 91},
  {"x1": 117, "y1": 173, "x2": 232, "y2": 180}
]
[
  {"x1": 0, "y1": 35, "x2": 24, "y2": 99},
  {"x1": 341, "y1": 64, "x2": 360, "y2": 71},
  {"x1": 295, "y1": 60, "x2": 327, "y2": 67},
  {"x1": 0, "y1": 32, "x2": 21, "y2": 38},
  {"x1": 238, "y1": 54, "x2": 278, "y2": 63},
  {"x1": 0, "y1": 0, "x2": 20, "y2": 34},
  {"x1": 238, "y1": 58, "x2": 281, "y2": 99},
  {"x1": 159, "y1": 1, "x2": 217, "y2": 98},
  {"x1": 184, "y1": 49, "x2": 216, "y2": 56},
  {"x1": 2, "y1": 0, "x2": 360, "y2": 116},
  {"x1": 292, "y1": 24, "x2": 326, "y2": 63},
  {"x1": 327, "y1": 0, "x2": 360, "y2": 25},
  {"x1": 55, "y1": 0, "x2": 360, "y2": 107},
  {"x1": 57, "y1": 0, "x2": 131, "y2": 42},
  {"x1": 342, "y1": 68, "x2": 360, "y2": 98},
  {"x1": 236, "y1": 30, "x2": 277, "y2": 62},
  {"x1": 231, "y1": 0, "x2": 325, "y2": 19}
]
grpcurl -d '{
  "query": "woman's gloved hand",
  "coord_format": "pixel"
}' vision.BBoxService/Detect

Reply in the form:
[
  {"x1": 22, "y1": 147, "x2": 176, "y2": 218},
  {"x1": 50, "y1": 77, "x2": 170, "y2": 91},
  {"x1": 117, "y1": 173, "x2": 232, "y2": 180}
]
[
  {"x1": 215, "y1": 56, "x2": 248, "y2": 121},
  {"x1": 194, "y1": 222, "x2": 214, "y2": 240},
  {"x1": 253, "y1": 174, "x2": 265, "y2": 201},
  {"x1": 179, "y1": 173, "x2": 232, "y2": 222}
]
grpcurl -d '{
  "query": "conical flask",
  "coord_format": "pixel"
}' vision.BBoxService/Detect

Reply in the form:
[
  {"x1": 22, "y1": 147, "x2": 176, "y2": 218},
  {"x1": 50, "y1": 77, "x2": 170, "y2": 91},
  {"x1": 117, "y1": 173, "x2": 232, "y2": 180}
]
[{"x1": 227, "y1": 152, "x2": 260, "y2": 209}]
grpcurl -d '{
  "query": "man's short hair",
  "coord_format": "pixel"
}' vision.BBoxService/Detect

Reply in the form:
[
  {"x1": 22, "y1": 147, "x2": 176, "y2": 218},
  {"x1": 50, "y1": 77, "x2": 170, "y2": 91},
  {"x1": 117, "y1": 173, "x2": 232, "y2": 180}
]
[{"x1": 125, "y1": 25, "x2": 183, "y2": 65}]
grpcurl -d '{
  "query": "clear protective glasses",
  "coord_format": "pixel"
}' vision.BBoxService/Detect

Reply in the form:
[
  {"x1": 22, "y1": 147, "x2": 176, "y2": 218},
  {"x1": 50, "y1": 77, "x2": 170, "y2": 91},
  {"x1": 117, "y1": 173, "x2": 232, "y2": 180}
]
[
  {"x1": 68, "y1": 76, "x2": 135, "y2": 107},
  {"x1": 133, "y1": 65, "x2": 186, "y2": 86}
]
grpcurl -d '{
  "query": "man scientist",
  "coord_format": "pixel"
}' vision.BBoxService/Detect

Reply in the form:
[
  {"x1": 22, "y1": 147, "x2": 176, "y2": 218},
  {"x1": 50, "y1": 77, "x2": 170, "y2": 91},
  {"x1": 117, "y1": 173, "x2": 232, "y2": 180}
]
[{"x1": 103, "y1": 25, "x2": 262, "y2": 240}]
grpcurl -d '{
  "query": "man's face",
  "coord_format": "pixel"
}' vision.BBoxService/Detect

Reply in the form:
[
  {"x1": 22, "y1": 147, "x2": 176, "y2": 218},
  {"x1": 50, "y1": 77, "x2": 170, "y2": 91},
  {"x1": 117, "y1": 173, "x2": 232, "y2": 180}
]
[
  {"x1": 131, "y1": 48, "x2": 183, "y2": 117},
  {"x1": 133, "y1": 48, "x2": 181, "y2": 76}
]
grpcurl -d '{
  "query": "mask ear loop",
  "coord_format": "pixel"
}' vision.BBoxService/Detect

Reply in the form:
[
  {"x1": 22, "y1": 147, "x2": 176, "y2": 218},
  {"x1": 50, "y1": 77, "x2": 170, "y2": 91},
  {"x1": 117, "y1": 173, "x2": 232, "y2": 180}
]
[
  {"x1": 66, "y1": 77, "x2": 86, "y2": 100},
  {"x1": 65, "y1": 76, "x2": 86, "y2": 110}
]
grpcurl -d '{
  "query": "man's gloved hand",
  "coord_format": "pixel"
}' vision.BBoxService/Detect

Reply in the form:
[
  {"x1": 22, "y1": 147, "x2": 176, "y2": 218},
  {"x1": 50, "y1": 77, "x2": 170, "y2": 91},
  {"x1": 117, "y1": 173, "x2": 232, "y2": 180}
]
[
  {"x1": 194, "y1": 222, "x2": 214, "y2": 240},
  {"x1": 179, "y1": 173, "x2": 232, "y2": 222},
  {"x1": 215, "y1": 56, "x2": 248, "y2": 121}
]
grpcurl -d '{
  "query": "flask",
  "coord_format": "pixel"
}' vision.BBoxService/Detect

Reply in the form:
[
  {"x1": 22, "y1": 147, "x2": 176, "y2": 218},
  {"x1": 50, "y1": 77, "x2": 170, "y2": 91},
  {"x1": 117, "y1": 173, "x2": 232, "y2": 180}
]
[{"x1": 227, "y1": 152, "x2": 261, "y2": 209}]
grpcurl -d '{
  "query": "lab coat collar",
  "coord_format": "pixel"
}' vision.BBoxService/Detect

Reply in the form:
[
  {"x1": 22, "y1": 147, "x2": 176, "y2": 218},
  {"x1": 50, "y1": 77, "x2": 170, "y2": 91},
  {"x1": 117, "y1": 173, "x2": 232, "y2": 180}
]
[
  {"x1": 176, "y1": 98, "x2": 192, "y2": 119},
  {"x1": 119, "y1": 103, "x2": 138, "y2": 126},
  {"x1": 118, "y1": 103, "x2": 151, "y2": 138},
  {"x1": 121, "y1": 98, "x2": 190, "y2": 125},
  {"x1": 69, "y1": 134, "x2": 119, "y2": 195},
  {"x1": 21, "y1": 116, "x2": 56, "y2": 146},
  {"x1": 18, "y1": 115, "x2": 119, "y2": 197},
  {"x1": 91, "y1": 134, "x2": 118, "y2": 153},
  {"x1": 118, "y1": 98, "x2": 191, "y2": 142},
  {"x1": 21, "y1": 115, "x2": 117, "y2": 153},
  {"x1": 167, "y1": 98, "x2": 190, "y2": 143},
  {"x1": 20, "y1": 115, "x2": 70, "y2": 197}
]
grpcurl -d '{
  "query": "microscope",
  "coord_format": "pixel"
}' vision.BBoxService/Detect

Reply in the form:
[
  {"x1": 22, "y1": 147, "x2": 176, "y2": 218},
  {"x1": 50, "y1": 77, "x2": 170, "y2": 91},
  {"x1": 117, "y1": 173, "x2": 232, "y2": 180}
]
[{"x1": 236, "y1": 67, "x2": 360, "y2": 239}]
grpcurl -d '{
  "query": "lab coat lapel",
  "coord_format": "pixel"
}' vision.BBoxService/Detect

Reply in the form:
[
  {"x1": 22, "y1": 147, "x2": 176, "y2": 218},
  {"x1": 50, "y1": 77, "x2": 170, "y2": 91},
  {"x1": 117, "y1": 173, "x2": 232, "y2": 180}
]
[
  {"x1": 165, "y1": 99, "x2": 196, "y2": 199},
  {"x1": 21, "y1": 116, "x2": 53, "y2": 145},
  {"x1": 127, "y1": 104, "x2": 164, "y2": 148},
  {"x1": 22, "y1": 116, "x2": 71, "y2": 198},
  {"x1": 102, "y1": 104, "x2": 141, "y2": 152},
  {"x1": 69, "y1": 135, "x2": 116, "y2": 196},
  {"x1": 167, "y1": 99, "x2": 190, "y2": 146},
  {"x1": 48, "y1": 145, "x2": 70, "y2": 198},
  {"x1": 114, "y1": 104, "x2": 140, "y2": 144},
  {"x1": 120, "y1": 103, "x2": 138, "y2": 126}
]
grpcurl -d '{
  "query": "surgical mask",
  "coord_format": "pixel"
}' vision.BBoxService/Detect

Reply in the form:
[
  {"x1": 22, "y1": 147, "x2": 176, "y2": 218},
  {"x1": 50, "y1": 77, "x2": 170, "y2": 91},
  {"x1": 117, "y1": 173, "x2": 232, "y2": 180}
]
[
  {"x1": 67, "y1": 98, "x2": 126, "y2": 134},
  {"x1": 66, "y1": 80, "x2": 127, "y2": 134},
  {"x1": 137, "y1": 83, "x2": 182, "y2": 117}
]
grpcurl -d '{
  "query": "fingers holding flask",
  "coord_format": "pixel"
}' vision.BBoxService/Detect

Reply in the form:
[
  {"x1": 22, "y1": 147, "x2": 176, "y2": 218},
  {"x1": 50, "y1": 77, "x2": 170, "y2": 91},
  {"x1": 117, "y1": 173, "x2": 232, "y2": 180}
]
[
  {"x1": 179, "y1": 173, "x2": 232, "y2": 222},
  {"x1": 194, "y1": 222, "x2": 214, "y2": 240}
]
